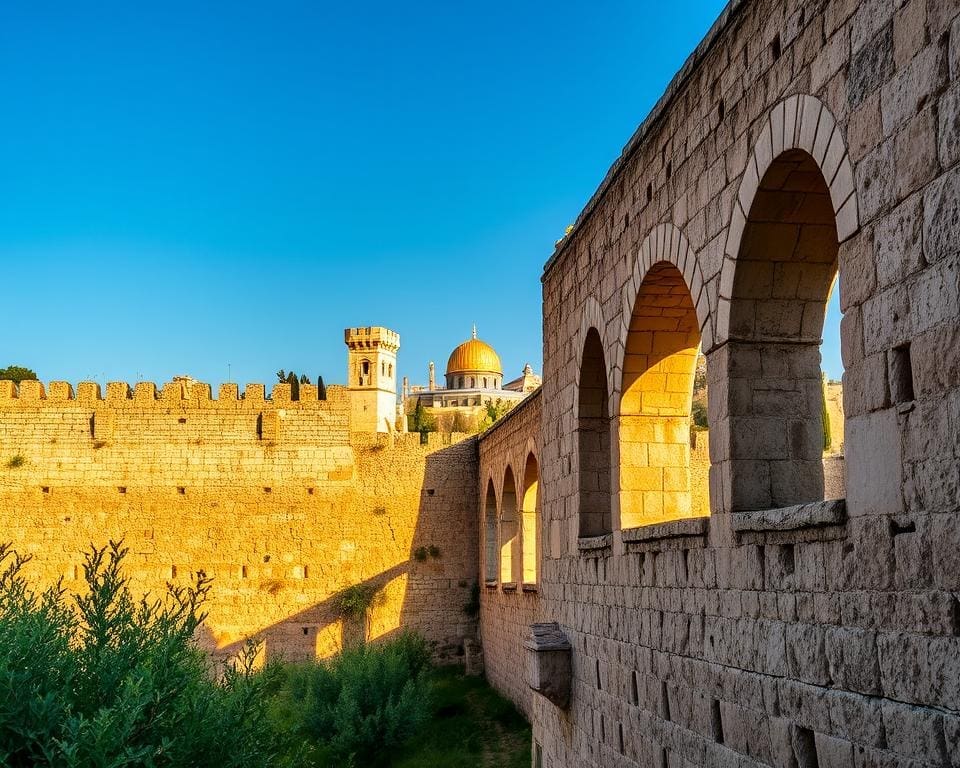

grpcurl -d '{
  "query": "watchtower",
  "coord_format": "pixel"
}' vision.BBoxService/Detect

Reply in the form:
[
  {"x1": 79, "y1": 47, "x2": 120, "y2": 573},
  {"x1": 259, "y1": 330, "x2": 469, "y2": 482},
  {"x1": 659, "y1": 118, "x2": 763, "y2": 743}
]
[{"x1": 344, "y1": 326, "x2": 400, "y2": 433}]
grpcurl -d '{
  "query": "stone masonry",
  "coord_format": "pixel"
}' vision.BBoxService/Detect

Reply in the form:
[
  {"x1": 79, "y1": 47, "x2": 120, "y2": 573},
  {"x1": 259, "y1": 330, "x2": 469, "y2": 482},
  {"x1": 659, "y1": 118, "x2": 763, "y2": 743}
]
[
  {"x1": 479, "y1": 0, "x2": 960, "y2": 765},
  {"x1": 0, "y1": 379, "x2": 479, "y2": 664}
]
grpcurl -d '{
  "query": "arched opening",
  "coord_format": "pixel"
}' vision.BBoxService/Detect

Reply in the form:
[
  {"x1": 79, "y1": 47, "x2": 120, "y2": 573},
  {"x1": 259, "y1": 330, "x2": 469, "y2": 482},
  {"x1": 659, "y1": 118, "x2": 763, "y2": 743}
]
[
  {"x1": 500, "y1": 467, "x2": 518, "y2": 583},
  {"x1": 619, "y1": 262, "x2": 705, "y2": 527},
  {"x1": 483, "y1": 480, "x2": 497, "y2": 583},
  {"x1": 521, "y1": 453, "x2": 539, "y2": 584},
  {"x1": 727, "y1": 149, "x2": 841, "y2": 510},
  {"x1": 578, "y1": 328, "x2": 612, "y2": 537}
]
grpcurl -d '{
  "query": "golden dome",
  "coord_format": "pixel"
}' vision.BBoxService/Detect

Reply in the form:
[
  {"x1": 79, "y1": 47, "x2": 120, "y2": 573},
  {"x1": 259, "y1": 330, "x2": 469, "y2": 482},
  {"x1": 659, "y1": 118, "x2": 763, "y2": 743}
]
[{"x1": 446, "y1": 328, "x2": 502, "y2": 376}]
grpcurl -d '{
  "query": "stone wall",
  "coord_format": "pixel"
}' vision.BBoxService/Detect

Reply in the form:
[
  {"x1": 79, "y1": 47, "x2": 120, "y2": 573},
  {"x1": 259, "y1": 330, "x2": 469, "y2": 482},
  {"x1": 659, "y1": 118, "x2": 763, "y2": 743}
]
[
  {"x1": 478, "y1": 390, "x2": 542, "y2": 717},
  {"x1": 0, "y1": 380, "x2": 479, "y2": 663},
  {"x1": 486, "y1": 0, "x2": 960, "y2": 765}
]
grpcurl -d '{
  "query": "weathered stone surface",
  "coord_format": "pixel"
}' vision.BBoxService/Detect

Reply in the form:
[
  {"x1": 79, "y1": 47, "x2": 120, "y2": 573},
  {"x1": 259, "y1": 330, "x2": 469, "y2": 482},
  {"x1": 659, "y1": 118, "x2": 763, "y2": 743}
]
[
  {"x1": 923, "y1": 165, "x2": 960, "y2": 264},
  {"x1": 848, "y1": 22, "x2": 894, "y2": 107}
]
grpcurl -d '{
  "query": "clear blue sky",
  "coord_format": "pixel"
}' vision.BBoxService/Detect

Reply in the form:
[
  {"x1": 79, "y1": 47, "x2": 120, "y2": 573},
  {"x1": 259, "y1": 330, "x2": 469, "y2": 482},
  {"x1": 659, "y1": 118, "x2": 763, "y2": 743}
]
[{"x1": 0, "y1": 1, "x2": 843, "y2": 387}]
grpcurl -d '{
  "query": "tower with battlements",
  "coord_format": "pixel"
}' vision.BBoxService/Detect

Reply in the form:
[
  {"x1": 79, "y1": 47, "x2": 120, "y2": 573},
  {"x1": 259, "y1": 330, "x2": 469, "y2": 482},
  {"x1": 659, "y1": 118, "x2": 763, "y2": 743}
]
[{"x1": 344, "y1": 326, "x2": 400, "y2": 433}]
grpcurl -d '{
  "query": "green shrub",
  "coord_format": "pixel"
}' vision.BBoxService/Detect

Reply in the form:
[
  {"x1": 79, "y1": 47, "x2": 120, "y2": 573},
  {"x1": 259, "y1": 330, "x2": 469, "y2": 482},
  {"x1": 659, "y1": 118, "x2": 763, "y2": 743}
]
[
  {"x1": 0, "y1": 541, "x2": 283, "y2": 768},
  {"x1": 5, "y1": 455, "x2": 24, "y2": 469},
  {"x1": 274, "y1": 633, "x2": 432, "y2": 766},
  {"x1": 332, "y1": 583, "x2": 381, "y2": 618}
]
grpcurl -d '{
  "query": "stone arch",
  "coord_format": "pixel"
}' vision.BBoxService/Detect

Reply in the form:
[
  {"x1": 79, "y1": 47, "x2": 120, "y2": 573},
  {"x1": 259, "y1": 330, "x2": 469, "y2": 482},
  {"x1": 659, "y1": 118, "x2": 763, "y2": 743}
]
[
  {"x1": 716, "y1": 95, "x2": 859, "y2": 345},
  {"x1": 483, "y1": 478, "x2": 498, "y2": 582},
  {"x1": 577, "y1": 322, "x2": 613, "y2": 539},
  {"x1": 716, "y1": 95, "x2": 857, "y2": 511},
  {"x1": 616, "y1": 226, "x2": 709, "y2": 528},
  {"x1": 521, "y1": 451, "x2": 539, "y2": 584},
  {"x1": 499, "y1": 465, "x2": 519, "y2": 583},
  {"x1": 614, "y1": 223, "x2": 711, "y2": 399}
]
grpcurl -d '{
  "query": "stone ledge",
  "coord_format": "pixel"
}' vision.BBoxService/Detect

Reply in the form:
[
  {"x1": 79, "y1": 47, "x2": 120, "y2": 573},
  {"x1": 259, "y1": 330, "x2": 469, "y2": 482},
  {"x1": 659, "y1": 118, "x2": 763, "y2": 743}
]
[
  {"x1": 731, "y1": 499, "x2": 847, "y2": 534},
  {"x1": 484, "y1": 579, "x2": 498, "y2": 589},
  {"x1": 621, "y1": 517, "x2": 710, "y2": 544},
  {"x1": 501, "y1": 581, "x2": 518, "y2": 592},
  {"x1": 522, "y1": 582, "x2": 539, "y2": 593},
  {"x1": 577, "y1": 534, "x2": 613, "y2": 554}
]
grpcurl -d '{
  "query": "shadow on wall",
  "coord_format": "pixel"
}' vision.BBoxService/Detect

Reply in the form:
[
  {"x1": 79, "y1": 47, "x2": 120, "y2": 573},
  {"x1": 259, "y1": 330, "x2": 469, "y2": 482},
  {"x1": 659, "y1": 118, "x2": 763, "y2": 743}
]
[{"x1": 194, "y1": 442, "x2": 480, "y2": 665}]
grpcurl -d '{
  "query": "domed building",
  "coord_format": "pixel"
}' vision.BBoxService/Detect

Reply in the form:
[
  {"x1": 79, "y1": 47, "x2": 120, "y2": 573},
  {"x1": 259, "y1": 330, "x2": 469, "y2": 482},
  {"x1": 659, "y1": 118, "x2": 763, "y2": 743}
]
[{"x1": 402, "y1": 327, "x2": 541, "y2": 431}]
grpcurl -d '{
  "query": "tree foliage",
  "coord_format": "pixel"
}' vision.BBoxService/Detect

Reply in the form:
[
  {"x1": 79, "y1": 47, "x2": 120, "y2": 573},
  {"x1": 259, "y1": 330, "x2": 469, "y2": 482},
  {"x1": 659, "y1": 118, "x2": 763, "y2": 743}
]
[
  {"x1": 409, "y1": 398, "x2": 436, "y2": 443},
  {"x1": 0, "y1": 366, "x2": 37, "y2": 384},
  {"x1": 476, "y1": 399, "x2": 514, "y2": 432},
  {"x1": 271, "y1": 633, "x2": 431, "y2": 766},
  {"x1": 0, "y1": 541, "x2": 282, "y2": 767}
]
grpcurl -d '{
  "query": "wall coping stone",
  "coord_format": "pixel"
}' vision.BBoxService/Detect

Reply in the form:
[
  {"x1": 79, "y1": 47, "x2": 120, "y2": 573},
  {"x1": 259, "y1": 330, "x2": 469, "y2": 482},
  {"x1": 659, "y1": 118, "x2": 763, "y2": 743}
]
[
  {"x1": 577, "y1": 534, "x2": 613, "y2": 554},
  {"x1": 542, "y1": 0, "x2": 746, "y2": 280},
  {"x1": 621, "y1": 517, "x2": 709, "y2": 543},
  {"x1": 731, "y1": 499, "x2": 847, "y2": 533}
]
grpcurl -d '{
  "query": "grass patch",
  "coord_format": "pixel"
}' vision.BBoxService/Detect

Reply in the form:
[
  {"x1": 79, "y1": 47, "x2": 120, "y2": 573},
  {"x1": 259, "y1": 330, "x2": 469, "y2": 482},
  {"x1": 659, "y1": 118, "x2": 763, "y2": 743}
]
[
  {"x1": 5, "y1": 454, "x2": 25, "y2": 469},
  {"x1": 391, "y1": 669, "x2": 530, "y2": 768}
]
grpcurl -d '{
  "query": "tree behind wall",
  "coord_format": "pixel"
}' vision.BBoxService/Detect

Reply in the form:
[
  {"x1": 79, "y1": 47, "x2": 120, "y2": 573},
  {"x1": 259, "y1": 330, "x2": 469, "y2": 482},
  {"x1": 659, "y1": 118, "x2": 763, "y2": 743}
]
[{"x1": 0, "y1": 366, "x2": 37, "y2": 384}]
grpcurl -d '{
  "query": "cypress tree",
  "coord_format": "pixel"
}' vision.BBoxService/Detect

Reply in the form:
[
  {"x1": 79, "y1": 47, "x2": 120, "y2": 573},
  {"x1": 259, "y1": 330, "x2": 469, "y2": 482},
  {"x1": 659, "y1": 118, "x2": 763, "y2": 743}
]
[
  {"x1": 317, "y1": 376, "x2": 327, "y2": 401},
  {"x1": 287, "y1": 371, "x2": 300, "y2": 401}
]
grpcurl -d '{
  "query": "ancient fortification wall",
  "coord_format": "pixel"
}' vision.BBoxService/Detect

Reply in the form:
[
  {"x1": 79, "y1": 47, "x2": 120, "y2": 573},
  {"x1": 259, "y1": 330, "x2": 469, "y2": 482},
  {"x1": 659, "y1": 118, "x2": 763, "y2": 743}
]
[
  {"x1": 480, "y1": 0, "x2": 960, "y2": 765},
  {"x1": 478, "y1": 390, "x2": 543, "y2": 717},
  {"x1": 0, "y1": 379, "x2": 479, "y2": 662}
]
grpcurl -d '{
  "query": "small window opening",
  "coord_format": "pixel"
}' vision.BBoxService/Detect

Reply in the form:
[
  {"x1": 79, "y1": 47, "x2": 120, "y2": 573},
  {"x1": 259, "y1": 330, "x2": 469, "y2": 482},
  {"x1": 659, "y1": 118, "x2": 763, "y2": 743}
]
[
  {"x1": 118, "y1": 486, "x2": 126, "y2": 494},
  {"x1": 263, "y1": 554, "x2": 271, "y2": 563},
  {"x1": 646, "y1": 183, "x2": 653, "y2": 203},
  {"x1": 718, "y1": 99, "x2": 725, "y2": 121},
  {"x1": 177, "y1": 486, "x2": 185, "y2": 495},
  {"x1": 170, "y1": 565, "x2": 177, "y2": 579},
  {"x1": 240, "y1": 565, "x2": 248, "y2": 579},
  {"x1": 794, "y1": 726, "x2": 820, "y2": 768},
  {"x1": 662, "y1": 681, "x2": 671, "y2": 721},
  {"x1": 178, "y1": 417, "x2": 187, "y2": 424},
  {"x1": 890, "y1": 343, "x2": 915, "y2": 403},
  {"x1": 617, "y1": 722, "x2": 624, "y2": 754},
  {"x1": 772, "y1": 34, "x2": 782, "y2": 60},
  {"x1": 666, "y1": 161, "x2": 672, "y2": 179},
  {"x1": 711, "y1": 699, "x2": 724, "y2": 744},
  {"x1": 782, "y1": 543, "x2": 796, "y2": 575},
  {"x1": 307, "y1": 487, "x2": 315, "y2": 495},
  {"x1": 302, "y1": 626, "x2": 309, "y2": 636},
  {"x1": 41, "y1": 486, "x2": 49, "y2": 493},
  {"x1": 595, "y1": 659, "x2": 602, "y2": 689},
  {"x1": 263, "y1": 486, "x2": 272, "y2": 493},
  {"x1": 303, "y1": 565, "x2": 309, "y2": 578},
  {"x1": 630, "y1": 671, "x2": 639, "y2": 705}
]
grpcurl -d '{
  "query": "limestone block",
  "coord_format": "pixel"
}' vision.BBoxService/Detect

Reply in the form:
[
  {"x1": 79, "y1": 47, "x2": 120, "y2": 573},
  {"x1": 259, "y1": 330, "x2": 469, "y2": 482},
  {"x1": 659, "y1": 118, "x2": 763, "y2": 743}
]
[
  {"x1": 882, "y1": 43, "x2": 948, "y2": 136},
  {"x1": 524, "y1": 622, "x2": 572, "y2": 708},
  {"x1": 825, "y1": 627, "x2": 881, "y2": 695},
  {"x1": 848, "y1": 21, "x2": 894, "y2": 108},
  {"x1": 827, "y1": 690, "x2": 885, "y2": 748},
  {"x1": 894, "y1": 108, "x2": 939, "y2": 203},
  {"x1": 881, "y1": 699, "x2": 948, "y2": 762},
  {"x1": 855, "y1": 137, "x2": 895, "y2": 224},
  {"x1": 893, "y1": 0, "x2": 927, "y2": 68},
  {"x1": 845, "y1": 409, "x2": 903, "y2": 517},
  {"x1": 812, "y1": 732, "x2": 854, "y2": 768},
  {"x1": 923, "y1": 165, "x2": 960, "y2": 264},
  {"x1": 940, "y1": 84, "x2": 960, "y2": 169},
  {"x1": 875, "y1": 193, "x2": 924, "y2": 290},
  {"x1": 953, "y1": 13, "x2": 960, "y2": 81}
]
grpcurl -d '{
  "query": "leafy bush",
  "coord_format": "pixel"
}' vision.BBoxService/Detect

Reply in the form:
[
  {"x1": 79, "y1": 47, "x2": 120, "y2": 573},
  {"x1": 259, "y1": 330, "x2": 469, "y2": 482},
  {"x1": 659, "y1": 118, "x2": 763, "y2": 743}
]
[
  {"x1": 0, "y1": 541, "x2": 283, "y2": 768},
  {"x1": 332, "y1": 583, "x2": 381, "y2": 618},
  {"x1": 273, "y1": 633, "x2": 432, "y2": 766}
]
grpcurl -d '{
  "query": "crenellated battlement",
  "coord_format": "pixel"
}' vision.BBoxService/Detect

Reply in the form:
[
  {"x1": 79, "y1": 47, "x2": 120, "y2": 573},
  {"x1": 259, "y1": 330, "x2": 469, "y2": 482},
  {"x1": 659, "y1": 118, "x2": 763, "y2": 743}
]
[{"x1": 0, "y1": 379, "x2": 349, "y2": 410}]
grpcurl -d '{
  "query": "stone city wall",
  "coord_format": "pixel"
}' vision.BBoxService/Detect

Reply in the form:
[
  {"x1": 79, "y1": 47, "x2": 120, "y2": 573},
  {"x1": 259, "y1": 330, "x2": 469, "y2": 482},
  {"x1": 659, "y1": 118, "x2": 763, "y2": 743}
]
[
  {"x1": 0, "y1": 379, "x2": 479, "y2": 663},
  {"x1": 507, "y1": 0, "x2": 960, "y2": 765},
  {"x1": 478, "y1": 389, "x2": 542, "y2": 717}
]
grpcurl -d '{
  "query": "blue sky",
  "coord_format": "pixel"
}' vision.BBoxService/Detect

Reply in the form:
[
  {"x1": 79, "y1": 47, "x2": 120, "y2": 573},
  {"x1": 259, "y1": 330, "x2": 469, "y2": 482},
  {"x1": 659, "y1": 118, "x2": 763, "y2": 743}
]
[{"x1": 0, "y1": 1, "x2": 843, "y2": 387}]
